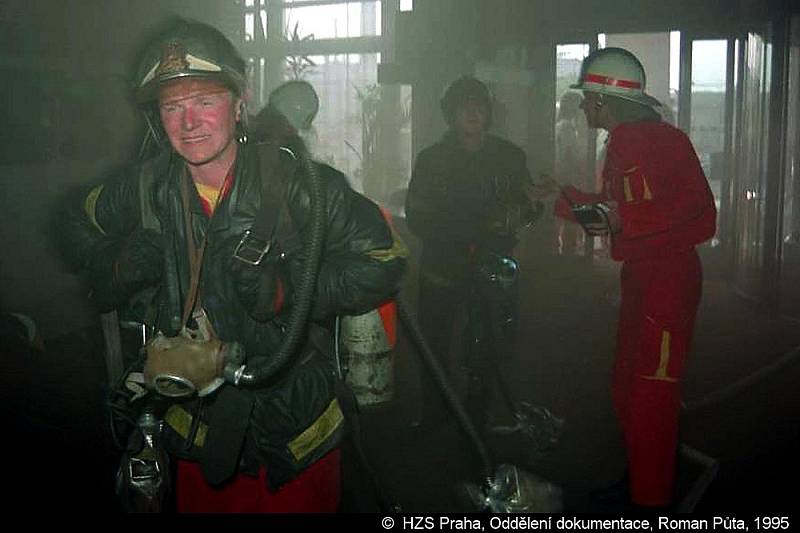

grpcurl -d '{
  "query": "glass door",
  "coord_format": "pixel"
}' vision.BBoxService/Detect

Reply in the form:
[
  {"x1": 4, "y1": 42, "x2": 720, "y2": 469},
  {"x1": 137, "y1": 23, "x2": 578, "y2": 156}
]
[
  {"x1": 730, "y1": 32, "x2": 772, "y2": 296},
  {"x1": 778, "y1": 14, "x2": 800, "y2": 316},
  {"x1": 672, "y1": 31, "x2": 737, "y2": 276}
]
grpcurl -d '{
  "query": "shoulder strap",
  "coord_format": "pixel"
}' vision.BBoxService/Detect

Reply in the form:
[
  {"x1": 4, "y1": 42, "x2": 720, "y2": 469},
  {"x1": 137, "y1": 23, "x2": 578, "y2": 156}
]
[
  {"x1": 180, "y1": 172, "x2": 209, "y2": 327},
  {"x1": 254, "y1": 143, "x2": 292, "y2": 239},
  {"x1": 233, "y1": 143, "x2": 297, "y2": 265}
]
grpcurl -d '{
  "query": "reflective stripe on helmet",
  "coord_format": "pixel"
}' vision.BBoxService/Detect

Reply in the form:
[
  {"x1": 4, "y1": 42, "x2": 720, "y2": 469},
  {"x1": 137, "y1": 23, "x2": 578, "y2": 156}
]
[
  {"x1": 583, "y1": 73, "x2": 642, "y2": 89},
  {"x1": 571, "y1": 47, "x2": 662, "y2": 107}
]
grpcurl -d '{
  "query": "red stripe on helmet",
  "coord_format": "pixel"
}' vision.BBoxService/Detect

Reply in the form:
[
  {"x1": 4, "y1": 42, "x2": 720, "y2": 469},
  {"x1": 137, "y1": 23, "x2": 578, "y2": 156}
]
[{"x1": 583, "y1": 73, "x2": 642, "y2": 89}]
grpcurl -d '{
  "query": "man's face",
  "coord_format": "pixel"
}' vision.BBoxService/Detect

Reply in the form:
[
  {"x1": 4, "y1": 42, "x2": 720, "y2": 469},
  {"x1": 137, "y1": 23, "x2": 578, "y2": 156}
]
[
  {"x1": 453, "y1": 98, "x2": 490, "y2": 137},
  {"x1": 579, "y1": 91, "x2": 604, "y2": 129},
  {"x1": 158, "y1": 78, "x2": 242, "y2": 166}
]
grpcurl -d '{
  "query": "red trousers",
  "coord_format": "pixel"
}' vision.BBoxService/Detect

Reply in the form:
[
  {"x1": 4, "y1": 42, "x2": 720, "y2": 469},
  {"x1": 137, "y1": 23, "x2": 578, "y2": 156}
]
[
  {"x1": 613, "y1": 249, "x2": 701, "y2": 506},
  {"x1": 175, "y1": 449, "x2": 341, "y2": 513}
]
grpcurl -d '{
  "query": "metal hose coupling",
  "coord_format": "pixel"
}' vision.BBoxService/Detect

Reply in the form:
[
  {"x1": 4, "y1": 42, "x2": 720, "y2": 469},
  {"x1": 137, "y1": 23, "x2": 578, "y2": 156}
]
[
  {"x1": 223, "y1": 360, "x2": 247, "y2": 386},
  {"x1": 464, "y1": 465, "x2": 563, "y2": 513}
]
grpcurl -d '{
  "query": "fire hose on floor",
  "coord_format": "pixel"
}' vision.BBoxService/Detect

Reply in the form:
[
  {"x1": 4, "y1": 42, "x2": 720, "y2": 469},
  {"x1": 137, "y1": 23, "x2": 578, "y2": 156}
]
[
  {"x1": 396, "y1": 295, "x2": 563, "y2": 513},
  {"x1": 673, "y1": 344, "x2": 800, "y2": 512}
]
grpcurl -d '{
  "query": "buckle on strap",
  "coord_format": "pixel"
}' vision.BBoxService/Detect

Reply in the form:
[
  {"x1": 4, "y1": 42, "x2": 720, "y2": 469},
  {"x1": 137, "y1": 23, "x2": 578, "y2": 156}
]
[{"x1": 233, "y1": 229, "x2": 271, "y2": 266}]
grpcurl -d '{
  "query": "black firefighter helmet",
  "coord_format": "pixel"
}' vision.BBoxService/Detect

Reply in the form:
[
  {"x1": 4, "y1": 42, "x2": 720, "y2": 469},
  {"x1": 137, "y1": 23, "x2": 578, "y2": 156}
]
[{"x1": 134, "y1": 18, "x2": 247, "y2": 104}]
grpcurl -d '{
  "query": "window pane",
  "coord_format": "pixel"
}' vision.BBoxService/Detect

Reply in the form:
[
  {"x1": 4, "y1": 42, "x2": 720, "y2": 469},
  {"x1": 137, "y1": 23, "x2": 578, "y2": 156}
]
[
  {"x1": 245, "y1": 13, "x2": 255, "y2": 42},
  {"x1": 555, "y1": 44, "x2": 598, "y2": 177},
  {"x1": 690, "y1": 39, "x2": 727, "y2": 243},
  {"x1": 262, "y1": 2, "x2": 399, "y2": 203},
  {"x1": 284, "y1": 1, "x2": 381, "y2": 39},
  {"x1": 556, "y1": 44, "x2": 588, "y2": 98},
  {"x1": 286, "y1": 53, "x2": 381, "y2": 193},
  {"x1": 669, "y1": 31, "x2": 680, "y2": 123}
]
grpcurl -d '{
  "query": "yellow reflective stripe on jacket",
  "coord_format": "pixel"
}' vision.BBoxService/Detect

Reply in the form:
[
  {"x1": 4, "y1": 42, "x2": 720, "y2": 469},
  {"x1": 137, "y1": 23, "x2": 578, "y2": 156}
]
[
  {"x1": 288, "y1": 398, "x2": 344, "y2": 462},
  {"x1": 164, "y1": 404, "x2": 208, "y2": 447},
  {"x1": 367, "y1": 227, "x2": 409, "y2": 262},
  {"x1": 83, "y1": 184, "x2": 107, "y2": 235}
]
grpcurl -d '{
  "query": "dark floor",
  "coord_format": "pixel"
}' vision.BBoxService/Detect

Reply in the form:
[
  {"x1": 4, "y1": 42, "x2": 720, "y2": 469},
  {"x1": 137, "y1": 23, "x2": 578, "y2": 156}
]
[{"x1": 4, "y1": 228, "x2": 800, "y2": 515}]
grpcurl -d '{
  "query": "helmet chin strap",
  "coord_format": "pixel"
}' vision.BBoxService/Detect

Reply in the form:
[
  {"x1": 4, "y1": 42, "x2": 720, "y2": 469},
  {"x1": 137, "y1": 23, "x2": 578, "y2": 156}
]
[{"x1": 138, "y1": 110, "x2": 169, "y2": 160}]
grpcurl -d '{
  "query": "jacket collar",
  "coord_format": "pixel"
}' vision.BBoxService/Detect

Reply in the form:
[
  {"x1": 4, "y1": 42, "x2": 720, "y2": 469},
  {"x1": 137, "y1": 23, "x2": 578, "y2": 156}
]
[{"x1": 172, "y1": 144, "x2": 247, "y2": 233}]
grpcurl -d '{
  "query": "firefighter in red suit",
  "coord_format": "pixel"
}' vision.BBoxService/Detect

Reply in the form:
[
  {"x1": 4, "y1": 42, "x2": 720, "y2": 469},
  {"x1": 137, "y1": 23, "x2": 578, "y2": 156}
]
[{"x1": 538, "y1": 47, "x2": 716, "y2": 509}]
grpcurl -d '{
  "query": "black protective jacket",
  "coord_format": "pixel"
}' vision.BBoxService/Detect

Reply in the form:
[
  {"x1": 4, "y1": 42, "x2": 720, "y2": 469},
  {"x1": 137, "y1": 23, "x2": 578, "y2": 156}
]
[
  {"x1": 405, "y1": 132, "x2": 534, "y2": 289},
  {"x1": 62, "y1": 140, "x2": 406, "y2": 487}
]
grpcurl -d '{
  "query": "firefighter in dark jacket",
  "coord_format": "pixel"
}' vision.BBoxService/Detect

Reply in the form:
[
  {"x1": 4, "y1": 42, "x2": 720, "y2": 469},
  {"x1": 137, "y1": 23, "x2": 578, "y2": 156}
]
[
  {"x1": 538, "y1": 47, "x2": 716, "y2": 510},
  {"x1": 60, "y1": 19, "x2": 406, "y2": 512},
  {"x1": 405, "y1": 76, "x2": 540, "y2": 430}
]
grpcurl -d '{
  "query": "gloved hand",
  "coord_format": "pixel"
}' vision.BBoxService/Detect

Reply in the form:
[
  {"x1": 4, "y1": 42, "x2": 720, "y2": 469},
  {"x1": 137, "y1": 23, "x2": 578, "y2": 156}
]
[
  {"x1": 110, "y1": 228, "x2": 164, "y2": 290},
  {"x1": 571, "y1": 201, "x2": 620, "y2": 236},
  {"x1": 225, "y1": 235, "x2": 285, "y2": 322}
]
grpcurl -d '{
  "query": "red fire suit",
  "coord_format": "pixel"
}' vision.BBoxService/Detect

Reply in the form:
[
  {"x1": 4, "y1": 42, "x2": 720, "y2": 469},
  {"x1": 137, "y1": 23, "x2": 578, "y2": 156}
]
[{"x1": 555, "y1": 120, "x2": 716, "y2": 506}]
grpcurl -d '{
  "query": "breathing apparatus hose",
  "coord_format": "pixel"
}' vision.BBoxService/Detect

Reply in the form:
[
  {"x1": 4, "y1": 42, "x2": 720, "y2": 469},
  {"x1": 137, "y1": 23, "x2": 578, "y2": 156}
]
[
  {"x1": 396, "y1": 295, "x2": 495, "y2": 484},
  {"x1": 227, "y1": 149, "x2": 327, "y2": 387}
]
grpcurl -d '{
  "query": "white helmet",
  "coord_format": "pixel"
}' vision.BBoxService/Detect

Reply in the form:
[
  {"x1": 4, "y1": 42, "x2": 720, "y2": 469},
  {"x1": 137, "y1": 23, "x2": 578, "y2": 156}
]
[{"x1": 571, "y1": 47, "x2": 661, "y2": 107}]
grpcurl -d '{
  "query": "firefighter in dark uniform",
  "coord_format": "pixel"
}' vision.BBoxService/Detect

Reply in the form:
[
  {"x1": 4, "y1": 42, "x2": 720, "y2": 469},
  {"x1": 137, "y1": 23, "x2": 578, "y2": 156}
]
[
  {"x1": 538, "y1": 47, "x2": 716, "y2": 510},
  {"x1": 60, "y1": 19, "x2": 406, "y2": 512},
  {"x1": 405, "y1": 76, "x2": 540, "y2": 431}
]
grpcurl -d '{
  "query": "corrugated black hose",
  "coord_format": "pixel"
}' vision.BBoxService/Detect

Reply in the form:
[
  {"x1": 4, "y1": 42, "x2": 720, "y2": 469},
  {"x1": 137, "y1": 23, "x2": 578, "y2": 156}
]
[
  {"x1": 228, "y1": 149, "x2": 326, "y2": 387},
  {"x1": 396, "y1": 295, "x2": 495, "y2": 485}
]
